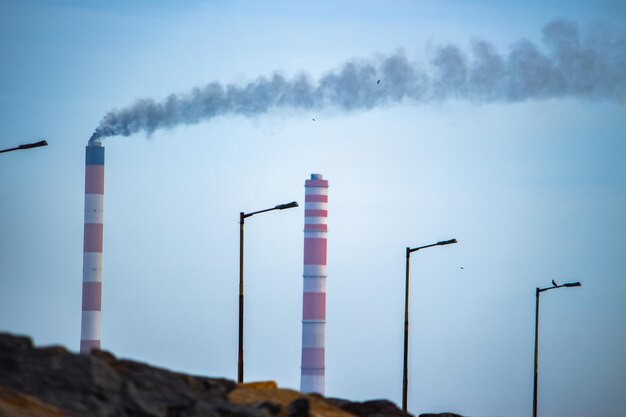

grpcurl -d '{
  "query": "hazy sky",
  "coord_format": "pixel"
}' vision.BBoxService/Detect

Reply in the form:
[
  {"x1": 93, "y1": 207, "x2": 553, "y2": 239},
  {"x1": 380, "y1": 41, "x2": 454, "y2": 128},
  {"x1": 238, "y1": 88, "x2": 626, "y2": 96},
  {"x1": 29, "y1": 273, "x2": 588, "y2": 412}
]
[{"x1": 1, "y1": 1, "x2": 625, "y2": 417}]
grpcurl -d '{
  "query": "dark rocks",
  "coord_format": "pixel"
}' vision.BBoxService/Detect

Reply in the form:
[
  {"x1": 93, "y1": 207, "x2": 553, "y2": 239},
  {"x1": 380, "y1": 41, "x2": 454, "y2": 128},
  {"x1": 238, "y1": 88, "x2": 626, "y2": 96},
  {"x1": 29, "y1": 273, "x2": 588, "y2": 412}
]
[
  {"x1": 0, "y1": 385, "x2": 68, "y2": 417},
  {"x1": 330, "y1": 399, "x2": 410, "y2": 417},
  {"x1": 255, "y1": 401, "x2": 282, "y2": 415},
  {"x1": 0, "y1": 333, "x2": 454, "y2": 417},
  {"x1": 287, "y1": 398, "x2": 309, "y2": 417},
  {"x1": 227, "y1": 385, "x2": 350, "y2": 417},
  {"x1": 0, "y1": 333, "x2": 247, "y2": 417}
]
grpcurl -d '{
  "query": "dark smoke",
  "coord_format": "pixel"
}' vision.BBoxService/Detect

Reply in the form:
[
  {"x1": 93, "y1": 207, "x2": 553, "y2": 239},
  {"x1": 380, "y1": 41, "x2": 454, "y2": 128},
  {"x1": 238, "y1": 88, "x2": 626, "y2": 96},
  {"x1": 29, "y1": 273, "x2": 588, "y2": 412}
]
[{"x1": 89, "y1": 19, "x2": 625, "y2": 142}]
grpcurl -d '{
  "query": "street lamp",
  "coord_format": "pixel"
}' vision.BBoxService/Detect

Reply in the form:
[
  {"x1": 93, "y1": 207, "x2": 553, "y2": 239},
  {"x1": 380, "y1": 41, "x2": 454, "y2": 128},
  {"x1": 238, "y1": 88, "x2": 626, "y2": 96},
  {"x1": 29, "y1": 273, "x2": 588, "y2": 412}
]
[
  {"x1": 402, "y1": 238, "x2": 457, "y2": 412},
  {"x1": 238, "y1": 201, "x2": 298, "y2": 383},
  {"x1": 533, "y1": 280, "x2": 582, "y2": 417},
  {"x1": 0, "y1": 140, "x2": 48, "y2": 154}
]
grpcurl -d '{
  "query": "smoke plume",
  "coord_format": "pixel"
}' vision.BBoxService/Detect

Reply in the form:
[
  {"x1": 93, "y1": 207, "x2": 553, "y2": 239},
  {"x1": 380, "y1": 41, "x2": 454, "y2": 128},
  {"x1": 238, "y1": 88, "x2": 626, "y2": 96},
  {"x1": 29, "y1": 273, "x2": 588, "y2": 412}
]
[{"x1": 90, "y1": 19, "x2": 625, "y2": 142}]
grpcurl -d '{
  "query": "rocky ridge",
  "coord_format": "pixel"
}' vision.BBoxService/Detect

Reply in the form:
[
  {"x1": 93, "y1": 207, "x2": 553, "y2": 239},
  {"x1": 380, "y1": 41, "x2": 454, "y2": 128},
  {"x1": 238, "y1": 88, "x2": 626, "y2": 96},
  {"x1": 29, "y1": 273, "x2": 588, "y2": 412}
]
[{"x1": 0, "y1": 333, "x2": 461, "y2": 417}]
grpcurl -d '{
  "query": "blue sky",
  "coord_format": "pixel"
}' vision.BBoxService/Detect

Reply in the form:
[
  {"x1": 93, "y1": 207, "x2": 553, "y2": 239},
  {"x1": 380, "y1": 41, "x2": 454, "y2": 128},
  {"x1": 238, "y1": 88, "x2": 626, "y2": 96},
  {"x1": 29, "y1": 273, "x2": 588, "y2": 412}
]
[{"x1": 1, "y1": 1, "x2": 625, "y2": 416}]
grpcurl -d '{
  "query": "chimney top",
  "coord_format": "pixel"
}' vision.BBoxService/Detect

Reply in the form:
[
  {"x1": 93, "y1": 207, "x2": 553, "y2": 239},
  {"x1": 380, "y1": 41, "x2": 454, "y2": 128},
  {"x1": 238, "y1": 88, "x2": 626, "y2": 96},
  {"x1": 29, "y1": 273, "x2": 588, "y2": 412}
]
[{"x1": 310, "y1": 173, "x2": 323, "y2": 180}]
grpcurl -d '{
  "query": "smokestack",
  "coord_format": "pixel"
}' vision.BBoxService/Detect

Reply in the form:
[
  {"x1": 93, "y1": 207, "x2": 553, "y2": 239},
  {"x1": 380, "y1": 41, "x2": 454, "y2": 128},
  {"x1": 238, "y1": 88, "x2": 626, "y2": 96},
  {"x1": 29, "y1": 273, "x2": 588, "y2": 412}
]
[
  {"x1": 300, "y1": 173, "x2": 328, "y2": 394},
  {"x1": 80, "y1": 142, "x2": 104, "y2": 353}
]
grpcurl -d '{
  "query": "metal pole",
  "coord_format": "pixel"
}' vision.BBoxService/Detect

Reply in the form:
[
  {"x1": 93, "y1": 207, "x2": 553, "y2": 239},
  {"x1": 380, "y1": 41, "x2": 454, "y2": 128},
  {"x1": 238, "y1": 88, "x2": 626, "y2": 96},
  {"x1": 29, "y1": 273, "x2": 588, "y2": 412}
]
[
  {"x1": 533, "y1": 287, "x2": 540, "y2": 417},
  {"x1": 402, "y1": 247, "x2": 411, "y2": 412},
  {"x1": 0, "y1": 146, "x2": 20, "y2": 154},
  {"x1": 238, "y1": 212, "x2": 245, "y2": 383}
]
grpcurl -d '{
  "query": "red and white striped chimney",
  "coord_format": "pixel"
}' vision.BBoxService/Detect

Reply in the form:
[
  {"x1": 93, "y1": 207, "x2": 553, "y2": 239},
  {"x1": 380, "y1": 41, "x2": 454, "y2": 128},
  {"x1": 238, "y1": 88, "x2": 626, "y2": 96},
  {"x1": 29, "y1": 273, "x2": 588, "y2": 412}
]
[
  {"x1": 300, "y1": 173, "x2": 328, "y2": 394},
  {"x1": 80, "y1": 142, "x2": 104, "y2": 353}
]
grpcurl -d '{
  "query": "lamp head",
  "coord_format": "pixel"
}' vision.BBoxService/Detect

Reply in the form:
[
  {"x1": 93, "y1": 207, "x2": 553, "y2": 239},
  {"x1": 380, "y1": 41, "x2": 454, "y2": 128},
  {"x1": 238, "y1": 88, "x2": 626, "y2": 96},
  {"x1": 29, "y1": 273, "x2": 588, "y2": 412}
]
[
  {"x1": 19, "y1": 140, "x2": 48, "y2": 150},
  {"x1": 563, "y1": 282, "x2": 582, "y2": 288},
  {"x1": 437, "y1": 239, "x2": 458, "y2": 246},
  {"x1": 275, "y1": 201, "x2": 299, "y2": 210}
]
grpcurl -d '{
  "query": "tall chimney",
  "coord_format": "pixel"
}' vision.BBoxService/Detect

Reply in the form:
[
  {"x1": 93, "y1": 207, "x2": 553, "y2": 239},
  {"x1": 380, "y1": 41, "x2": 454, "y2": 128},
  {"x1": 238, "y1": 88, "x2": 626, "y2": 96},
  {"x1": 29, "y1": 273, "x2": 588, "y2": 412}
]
[
  {"x1": 300, "y1": 173, "x2": 328, "y2": 394},
  {"x1": 80, "y1": 142, "x2": 104, "y2": 353}
]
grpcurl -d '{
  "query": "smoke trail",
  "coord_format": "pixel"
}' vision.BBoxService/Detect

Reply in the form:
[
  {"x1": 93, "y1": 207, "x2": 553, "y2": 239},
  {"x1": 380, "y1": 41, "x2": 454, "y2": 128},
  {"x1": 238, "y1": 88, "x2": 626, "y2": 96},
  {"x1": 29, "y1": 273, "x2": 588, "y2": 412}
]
[{"x1": 90, "y1": 19, "x2": 625, "y2": 142}]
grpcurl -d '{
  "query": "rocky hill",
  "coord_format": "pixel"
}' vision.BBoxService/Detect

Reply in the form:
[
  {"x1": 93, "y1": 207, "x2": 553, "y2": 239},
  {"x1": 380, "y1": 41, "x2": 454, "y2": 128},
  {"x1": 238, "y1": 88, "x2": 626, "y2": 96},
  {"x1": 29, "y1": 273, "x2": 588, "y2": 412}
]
[{"x1": 0, "y1": 333, "x2": 462, "y2": 417}]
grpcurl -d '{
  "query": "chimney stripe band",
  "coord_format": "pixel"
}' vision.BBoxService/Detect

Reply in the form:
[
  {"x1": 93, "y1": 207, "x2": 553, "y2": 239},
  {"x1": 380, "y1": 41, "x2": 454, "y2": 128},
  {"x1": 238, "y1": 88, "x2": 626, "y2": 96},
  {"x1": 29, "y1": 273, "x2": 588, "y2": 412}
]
[
  {"x1": 304, "y1": 224, "x2": 328, "y2": 232},
  {"x1": 80, "y1": 340, "x2": 100, "y2": 352},
  {"x1": 85, "y1": 146, "x2": 105, "y2": 165},
  {"x1": 82, "y1": 253, "x2": 103, "y2": 282},
  {"x1": 80, "y1": 311, "x2": 101, "y2": 339},
  {"x1": 305, "y1": 209, "x2": 327, "y2": 217},
  {"x1": 302, "y1": 322, "x2": 325, "y2": 347},
  {"x1": 303, "y1": 277, "x2": 326, "y2": 292},
  {"x1": 82, "y1": 282, "x2": 102, "y2": 311},
  {"x1": 301, "y1": 369, "x2": 325, "y2": 376},
  {"x1": 303, "y1": 265, "x2": 327, "y2": 276},
  {"x1": 85, "y1": 166, "x2": 104, "y2": 194},
  {"x1": 302, "y1": 347, "x2": 325, "y2": 368},
  {"x1": 84, "y1": 194, "x2": 104, "y2": 224},
  {"x1": 83, "y1": 223, "x2": 103, "y2": 253},
  {"x1": 303, "y1": 292, "x2": 326, "y2": 320},
  {"x1": 305, "y1": 202, "x2": 328, "y2": 210},
  {"x1": 305, "y1": 217, "x2": 327, "y2": 225},
  {"x1": 303, "y1": 238, "x2": 327, "y2": 265},
  {"x1": 305, "y1": 179, "x2": 328, "y2": 188},
  {"x1": 305, "y1": 187, "x2": 328, "y2": 196},
  {"x1": 305, "y1": 194, "x2": 328, "y2": 203}
]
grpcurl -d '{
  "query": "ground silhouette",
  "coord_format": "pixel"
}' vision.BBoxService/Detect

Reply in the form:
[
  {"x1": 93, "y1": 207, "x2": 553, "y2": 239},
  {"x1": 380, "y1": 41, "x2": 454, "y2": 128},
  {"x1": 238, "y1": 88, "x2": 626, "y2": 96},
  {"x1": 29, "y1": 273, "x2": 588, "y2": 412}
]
[{"x1": 0, "y1": 333, "x2": 462, "y2": 417}]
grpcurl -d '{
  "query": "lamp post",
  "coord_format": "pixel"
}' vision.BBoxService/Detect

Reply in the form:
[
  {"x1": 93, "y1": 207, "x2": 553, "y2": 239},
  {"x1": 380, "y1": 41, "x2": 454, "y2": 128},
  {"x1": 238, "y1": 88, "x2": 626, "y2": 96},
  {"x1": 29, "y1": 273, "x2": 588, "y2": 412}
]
[
  {"x1": 238, "y1": 201, "x2": 298, "y2": 383},
  {"x1": 0, "y1": 140, "x2": 48, "y2": 154},
  {"x1": 533, "y1": 280, "x2": 581, "y2": 417},
  {"x1": 402, "y1": 238, "x2": 457, "y2": 412}
]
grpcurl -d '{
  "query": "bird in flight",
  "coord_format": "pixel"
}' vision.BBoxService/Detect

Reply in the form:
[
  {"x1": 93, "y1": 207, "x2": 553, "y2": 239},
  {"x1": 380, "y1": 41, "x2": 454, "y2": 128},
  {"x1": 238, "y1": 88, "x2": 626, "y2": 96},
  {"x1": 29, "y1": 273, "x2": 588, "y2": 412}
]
[
  {"x1": 377, "y1": 79, "x2": 381, "y2": 85},
  {"x1": 312, "y1": 118, "x2": 316, "y2": 121},
  {"x1": 552, "y1": 280, "x2": 558, "y2": 287},
  {"x1": 460, "y1": 267, "x2": 464, "y2": 270}
]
